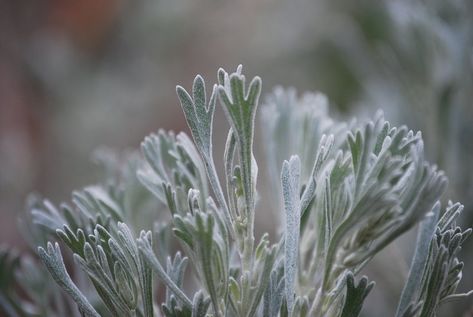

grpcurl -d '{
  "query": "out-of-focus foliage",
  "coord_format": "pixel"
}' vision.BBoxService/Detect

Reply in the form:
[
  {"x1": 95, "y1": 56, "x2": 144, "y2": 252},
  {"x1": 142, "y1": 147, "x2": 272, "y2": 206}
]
[{"x1": 316, "y1": 0, "x2": 473, "y2": 195}]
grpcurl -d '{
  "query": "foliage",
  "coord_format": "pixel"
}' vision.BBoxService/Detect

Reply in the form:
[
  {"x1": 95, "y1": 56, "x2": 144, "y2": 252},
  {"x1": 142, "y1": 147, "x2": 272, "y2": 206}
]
[{"x1": 1, "y1": 66, "x2": 471, "y2": 317}]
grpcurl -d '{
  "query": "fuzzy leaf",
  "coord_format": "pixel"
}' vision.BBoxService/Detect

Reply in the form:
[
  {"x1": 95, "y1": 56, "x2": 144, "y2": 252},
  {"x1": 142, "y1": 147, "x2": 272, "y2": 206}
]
[
  {"x1": 176, "y1": 76, "x2": 233, "y2": 235},
  {"x1": 218, "y1": 66, "x2": 261, "y2": 221},
  {"x1": 281, "y1": 156, "x2": 302, "y2": 314},
  {"x1": 340, "y1": 273, "x2": 375, "y2": 317},
  {"x1": 38, "y1": 243, "x2": 100, "y2": 317},
  {"x1": 137, "y1": 231, "x2": 192, "y2": 308},
  {"x1": 395, "y1": 202, "x2": 440, "y2": 317}
]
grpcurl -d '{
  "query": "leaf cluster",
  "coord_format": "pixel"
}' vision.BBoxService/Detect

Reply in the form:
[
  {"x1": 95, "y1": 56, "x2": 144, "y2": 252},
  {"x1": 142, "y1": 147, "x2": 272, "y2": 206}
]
[{"x1": 0, "y1": 66, "x2": 471, "y2": 317}]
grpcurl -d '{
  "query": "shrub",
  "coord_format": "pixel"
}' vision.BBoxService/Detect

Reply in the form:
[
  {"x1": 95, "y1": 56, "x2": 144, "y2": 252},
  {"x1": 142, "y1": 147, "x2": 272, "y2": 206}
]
[{"x1": 1, "y1": 66, "x2": 471, "y2": 317}]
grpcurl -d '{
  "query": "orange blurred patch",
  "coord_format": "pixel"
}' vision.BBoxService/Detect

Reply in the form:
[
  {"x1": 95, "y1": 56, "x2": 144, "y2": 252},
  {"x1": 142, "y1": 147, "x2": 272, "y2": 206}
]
[{"x1": 47, "y1": 0, "x2": 122, "y2": 51}]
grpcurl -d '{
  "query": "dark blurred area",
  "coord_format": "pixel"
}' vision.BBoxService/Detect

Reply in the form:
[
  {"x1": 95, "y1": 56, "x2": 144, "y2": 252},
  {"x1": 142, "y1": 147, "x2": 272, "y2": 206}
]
[{"x1": 0, "y1": 0, "x2": 472, "y2": 316}]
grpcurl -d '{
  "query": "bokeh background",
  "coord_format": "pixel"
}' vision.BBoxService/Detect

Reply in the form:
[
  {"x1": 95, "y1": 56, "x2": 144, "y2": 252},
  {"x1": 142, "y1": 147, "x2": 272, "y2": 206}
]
[{"x1": 0, "y1": 0, "x2": 472, "y2": 316}]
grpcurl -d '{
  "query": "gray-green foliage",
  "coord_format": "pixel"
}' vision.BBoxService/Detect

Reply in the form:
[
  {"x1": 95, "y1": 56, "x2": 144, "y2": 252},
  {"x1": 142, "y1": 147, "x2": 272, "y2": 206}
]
[{"x1": 0, "y1": 66, "x2": 471, "y2": 317}]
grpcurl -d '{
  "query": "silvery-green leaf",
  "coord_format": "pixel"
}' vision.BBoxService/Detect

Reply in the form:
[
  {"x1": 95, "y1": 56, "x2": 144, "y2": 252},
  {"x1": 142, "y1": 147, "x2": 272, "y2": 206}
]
[
  {"x1": 396, "y1": 202, "x2": 440, "y2": 317},
  {"x1": 137, "y1": 231, "x2": 192, "y2": 308},
  {"x1": 38, "y1": 243, "x2": 100, "y2": 317},
  {"x1": 218, "y1": 66, "x2": 261, "y2": 223},
  {"x1": 176, "y1": 76, "x2": 233, "y2": 235},
  {"x1": 281, "y1": 156, "x2": 302, "y2": 314}
]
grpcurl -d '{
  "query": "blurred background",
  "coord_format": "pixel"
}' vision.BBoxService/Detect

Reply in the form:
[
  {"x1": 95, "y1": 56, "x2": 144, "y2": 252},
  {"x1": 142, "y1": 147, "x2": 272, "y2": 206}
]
[{"x1": 0, "y1": 0, "x2": 472, "y2": 315}]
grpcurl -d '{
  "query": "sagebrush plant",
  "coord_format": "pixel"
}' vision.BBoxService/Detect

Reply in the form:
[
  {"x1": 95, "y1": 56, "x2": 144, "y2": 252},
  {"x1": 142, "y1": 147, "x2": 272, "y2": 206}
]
[{"x1": 1, "y1": 66, "x2": 471, "y2": 317}]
